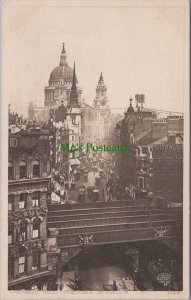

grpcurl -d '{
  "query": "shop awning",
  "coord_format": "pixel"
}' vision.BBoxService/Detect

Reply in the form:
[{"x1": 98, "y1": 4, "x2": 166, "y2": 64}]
[{"x1": 51, "y1": 192, "x2": 60, "y2": 203}]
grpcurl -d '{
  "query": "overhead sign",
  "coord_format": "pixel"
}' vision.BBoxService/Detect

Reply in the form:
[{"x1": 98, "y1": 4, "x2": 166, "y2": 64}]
[
  {"x1": 9, "y1": 136, "x2": 36, "y2": 148},
  {"x1": 9, "y1": 135, "x2": 49, "y2": 148}
]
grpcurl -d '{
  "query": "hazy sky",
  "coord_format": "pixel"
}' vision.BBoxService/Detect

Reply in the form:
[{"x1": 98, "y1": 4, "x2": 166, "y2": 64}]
[{"x1": 7, "y1": 1, "x2": 186, "y2": 117}]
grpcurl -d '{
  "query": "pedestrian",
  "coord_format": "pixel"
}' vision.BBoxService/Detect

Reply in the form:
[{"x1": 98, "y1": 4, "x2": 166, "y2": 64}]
[
  {"x1": 102, "y1": 188, "x2": 105, "y2": 201},
  {"x1": 113, "y1": 280, "x2": 118, "y2": 291}
]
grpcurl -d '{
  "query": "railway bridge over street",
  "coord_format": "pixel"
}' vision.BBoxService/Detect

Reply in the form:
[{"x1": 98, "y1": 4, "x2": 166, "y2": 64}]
[{"x1": 47, "y1": 198, "x2": 182, "y2": 261}]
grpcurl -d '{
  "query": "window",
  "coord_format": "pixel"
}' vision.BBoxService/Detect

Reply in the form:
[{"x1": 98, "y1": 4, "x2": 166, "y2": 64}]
[
  {"x1": 19, "y1": 161, "x2": 27, "y2": 179},
  {"x1": 8, "y1": 256, "x2": 14, "y2": 276},
  {"x1": 8, "y1": 162, "x2": 14, "y2": 180},
  {"x1": 8, "y1": 225, "x2": 14, "y2": 244},
  {"x1": 8, "y1": 195, "x2": 13, "y2": 211},
  {"x1": 138, "y1": 177, "x2": 144, "y2": 189},
  {"x1": 32, "y1": 251, "x2": 40, "y2": 271},
  {"x1": 19, "y1": 194, "x2": 27, "y2": 209},
  {"x1": 19, "y1": 255, "x2": 26, "y2": 274},
  {"x1": 32, "y1": 192, "x2": 39, "y2": 207},
  {"x1": 32, "y1": 218, "x2": 40, "y2": 239},
  {"x1": 19, "y1": 221, "x2": 27, "y2": 241},
  {"x1": 33, "y1": 160, "x2": 40, "y2": 177}
]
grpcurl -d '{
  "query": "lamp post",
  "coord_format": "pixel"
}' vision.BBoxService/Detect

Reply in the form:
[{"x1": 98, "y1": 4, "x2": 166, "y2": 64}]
[{"x1": 133, "y1": 267, "x2": 138, "y2": 291}]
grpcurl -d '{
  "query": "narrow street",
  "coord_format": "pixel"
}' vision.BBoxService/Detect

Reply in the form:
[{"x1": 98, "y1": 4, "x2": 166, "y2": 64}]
[
  {"x1": 64, "y1": 246, "x2": 128, "y2": 291},
  {"x1": 52, "y1": 153, "x2": 116, "y2": 204},
  {"x1": 60, "y1": 242, "x2": 182, "y2": 292}
]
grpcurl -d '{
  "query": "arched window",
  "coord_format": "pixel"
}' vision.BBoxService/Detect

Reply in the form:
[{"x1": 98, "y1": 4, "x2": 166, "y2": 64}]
[
  {"x1": 33, "y1": 160, "x2": 40, "y2": 177},
  {"x1": 32, "y1": 218, "x2": 40, "y2": 239},
  {"x1": 19, "y1": 161, "x2": 27, "y2": 179},
  {"x1": 8, "y1": 162, "x2": 14, "y2": 180}
]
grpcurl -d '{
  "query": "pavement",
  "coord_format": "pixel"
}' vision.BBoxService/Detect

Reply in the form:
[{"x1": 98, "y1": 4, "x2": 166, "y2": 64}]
[
  {"x1": 56, "y1": 271, "x2": 75, "y2": 292},
  {"x1": 62, "y1": 271, "x2": 75, "y2": 291}
]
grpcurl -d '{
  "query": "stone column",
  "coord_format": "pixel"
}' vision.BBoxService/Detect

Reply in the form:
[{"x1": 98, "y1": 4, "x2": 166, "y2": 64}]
[
  {"x1": 15, "y1": 162, "x2": 19, "y2": 180},
  {"x1": 40, "y1": 252, "x2": 47, "y2": 271},
  {"x1": 28, "y1": 159, "x2": 32, "y2": 179},
  {"x1": 27, "y1": 221, "x2": 33, "y2": 240},
  {"x1": 26, "y1": 252, "x2": 32, "y2": 275},
  {"x1": 27, "y1": 193, "x2": 33, "y2": 209},
  {"x1": 14, "y1": 256, "x2": 19, "y2": 278}
]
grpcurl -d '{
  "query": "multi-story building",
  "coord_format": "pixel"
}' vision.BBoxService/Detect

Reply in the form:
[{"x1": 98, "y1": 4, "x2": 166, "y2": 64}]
[
  {"x1": 49, "y1": 123, "x2": 70, "y2": 174},
  {"x1": 8, "y1": 129, "x2": 55, "y2": 290},
  {"x1": 116, "y1": 97, "x2": 183, "y2": 203}
]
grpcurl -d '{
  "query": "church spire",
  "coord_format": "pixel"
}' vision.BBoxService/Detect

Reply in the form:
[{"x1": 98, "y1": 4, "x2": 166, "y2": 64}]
[
  {"x1": 59, "y1": 43, "x2": 67, "y2": 66},
  {"x1": 99, "y1": 72, "x2": 104, "y2": 82},
  {"x1": 70, "y1": 62, "x2": 79, "y2": 107},
  {"x1": 72, "y1": 62, "x2": 77, "y2": 90},
  {"x1": 62, "y1": 43, "x2": 66, "y2": 54}
]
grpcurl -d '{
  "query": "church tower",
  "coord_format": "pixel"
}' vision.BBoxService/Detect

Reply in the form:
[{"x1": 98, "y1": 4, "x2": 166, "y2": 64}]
[{"x1": 93, "y1": 73, "x2": 109, "y2": 108}]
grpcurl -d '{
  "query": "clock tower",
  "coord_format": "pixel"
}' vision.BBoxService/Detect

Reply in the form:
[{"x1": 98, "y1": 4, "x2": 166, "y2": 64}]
[{"x1": 93, "y1": 73, "x2": 109, "y2": 108}]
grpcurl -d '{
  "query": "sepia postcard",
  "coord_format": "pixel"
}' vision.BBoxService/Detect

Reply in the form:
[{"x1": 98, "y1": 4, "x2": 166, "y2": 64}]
[{"x1": 0, "y1": 0, "x2": 190, "y2": 299}]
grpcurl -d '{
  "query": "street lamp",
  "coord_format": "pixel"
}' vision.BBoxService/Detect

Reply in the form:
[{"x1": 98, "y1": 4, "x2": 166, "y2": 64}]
[{"x1": 133, "y1": 267, "x2": 138, "y2": 291}]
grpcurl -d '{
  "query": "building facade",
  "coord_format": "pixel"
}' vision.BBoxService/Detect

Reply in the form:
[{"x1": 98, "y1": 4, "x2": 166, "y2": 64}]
[
  {"x1": 8, "y1": 129, "x2": 54, "y2": 290},
  {"x1": 116, "y1": 97, "x2": 183, "y2": 203}
]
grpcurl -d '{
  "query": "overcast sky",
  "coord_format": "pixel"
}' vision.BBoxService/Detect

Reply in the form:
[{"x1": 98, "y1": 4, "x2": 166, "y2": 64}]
[{"x1": 7, "y1": 2, "x2": 186, "y2": 117}]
